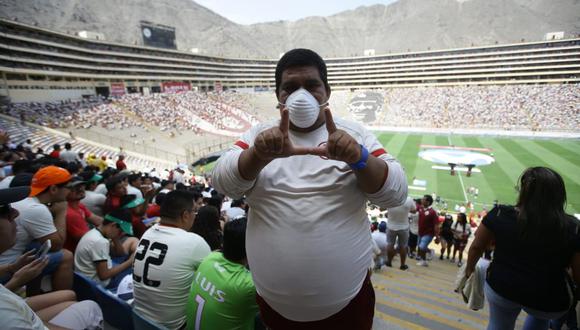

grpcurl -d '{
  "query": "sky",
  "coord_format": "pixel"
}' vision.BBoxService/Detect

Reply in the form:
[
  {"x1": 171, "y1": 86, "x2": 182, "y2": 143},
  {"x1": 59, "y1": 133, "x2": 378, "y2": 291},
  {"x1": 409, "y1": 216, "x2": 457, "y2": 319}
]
[{"x1": 193, "y1": 0, "x2": 399, "y2": 25}]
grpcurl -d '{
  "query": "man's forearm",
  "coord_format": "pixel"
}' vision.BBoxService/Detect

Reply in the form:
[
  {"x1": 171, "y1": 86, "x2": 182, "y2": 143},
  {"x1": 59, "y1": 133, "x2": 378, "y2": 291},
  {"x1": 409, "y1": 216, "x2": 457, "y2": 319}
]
[
  {"x1": 53, "y1": 212, "x2": 67, "y2": 244},
  {"x1": 353, "y1": 156, "x2": 388, "y2": 194},
  {"x1": 238, "y1": 147, "x2": 271, "y2": 181}
]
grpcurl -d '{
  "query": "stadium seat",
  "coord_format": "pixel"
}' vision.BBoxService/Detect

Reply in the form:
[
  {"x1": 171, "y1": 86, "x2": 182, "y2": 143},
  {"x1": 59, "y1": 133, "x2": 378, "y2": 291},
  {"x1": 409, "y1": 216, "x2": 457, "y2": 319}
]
[
  {"x1": 93, "y1": 284, "x2": 134, "y2": 330},
  {"x1": 72, "y1": 271, "x2": 98, "y2": 302},
  {"x1": 132, "y1": 309, "x2": 169, "y2": 330}
]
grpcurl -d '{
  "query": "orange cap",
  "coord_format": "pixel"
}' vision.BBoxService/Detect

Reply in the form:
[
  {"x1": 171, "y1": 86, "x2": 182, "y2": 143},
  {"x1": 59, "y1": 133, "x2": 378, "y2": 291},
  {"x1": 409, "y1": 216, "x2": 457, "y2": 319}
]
[{"x1": 30, "y1": 166, "x2": 72, "y2": 197}]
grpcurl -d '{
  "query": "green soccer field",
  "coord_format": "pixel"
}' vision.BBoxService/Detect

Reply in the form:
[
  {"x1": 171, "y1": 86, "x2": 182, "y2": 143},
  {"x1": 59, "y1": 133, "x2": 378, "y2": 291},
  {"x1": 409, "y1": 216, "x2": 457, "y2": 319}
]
[{"x1": 376, "y1": 132, "x2": 580, "y2": 215}]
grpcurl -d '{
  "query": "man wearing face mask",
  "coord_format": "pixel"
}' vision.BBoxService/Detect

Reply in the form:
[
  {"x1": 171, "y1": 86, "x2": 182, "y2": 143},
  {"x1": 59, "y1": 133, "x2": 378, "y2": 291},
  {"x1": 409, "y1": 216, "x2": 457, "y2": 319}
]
[{"x1": 212, "y1": 48, "x2": 407, "y2": 329}]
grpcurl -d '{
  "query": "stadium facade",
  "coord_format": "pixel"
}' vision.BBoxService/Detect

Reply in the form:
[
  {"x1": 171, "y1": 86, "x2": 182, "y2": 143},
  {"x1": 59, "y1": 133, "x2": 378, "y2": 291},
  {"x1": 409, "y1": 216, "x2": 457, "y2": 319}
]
[{"x1": 1, "y1": 18, "x2": 579, "y2": 103}]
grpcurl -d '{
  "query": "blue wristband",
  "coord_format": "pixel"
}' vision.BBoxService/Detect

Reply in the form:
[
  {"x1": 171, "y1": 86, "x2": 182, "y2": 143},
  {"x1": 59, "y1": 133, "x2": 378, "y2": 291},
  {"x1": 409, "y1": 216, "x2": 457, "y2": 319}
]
[{"x1": 349, "y1": 144, "x2": 369, "y2": 170}]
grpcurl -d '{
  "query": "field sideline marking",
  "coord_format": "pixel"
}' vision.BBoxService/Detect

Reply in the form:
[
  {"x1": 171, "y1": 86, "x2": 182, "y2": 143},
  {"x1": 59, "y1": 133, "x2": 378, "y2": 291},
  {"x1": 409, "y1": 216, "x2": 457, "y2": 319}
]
[{"x1": 448, "y1": 135, "x2": 469, "y2": 202}]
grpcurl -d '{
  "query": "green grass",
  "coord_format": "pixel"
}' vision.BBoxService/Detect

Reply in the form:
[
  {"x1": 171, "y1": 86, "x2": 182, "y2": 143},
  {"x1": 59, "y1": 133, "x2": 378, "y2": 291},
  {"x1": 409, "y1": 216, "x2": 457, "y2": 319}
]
[
  {"x1": 378, "y1": 132, "x2": 580, "y2": 215},
  {"x1": 200, "y1": 132, "x2": 580, "y2": 215}
]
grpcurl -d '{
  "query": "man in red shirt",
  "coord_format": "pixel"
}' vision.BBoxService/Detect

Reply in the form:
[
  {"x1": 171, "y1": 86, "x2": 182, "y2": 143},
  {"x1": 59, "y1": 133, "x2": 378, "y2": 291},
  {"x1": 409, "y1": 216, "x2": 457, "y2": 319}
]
[
  {"x1": 49, "y1": 144, "x2": 61, "y2": 159},
  {"x1": 116, "y1": 155, "x2": 127, "y2": 171},
  {"x1": 64, "y1": 177, "x2": 103, "y2": 252},
  {"x1": 417, "y1": 194, "x2": 439, "y2": 267}
]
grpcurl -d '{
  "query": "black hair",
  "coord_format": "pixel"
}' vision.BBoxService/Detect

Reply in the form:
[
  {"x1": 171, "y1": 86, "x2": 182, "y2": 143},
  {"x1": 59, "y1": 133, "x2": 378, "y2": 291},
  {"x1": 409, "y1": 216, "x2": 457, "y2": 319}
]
[
  {"x1": 175, "y1": 182, "x2": 186, "y2": 191},
  {"x1": 423, "y1": 195, "x2": 434, "y2": 206},
  {"x1": 105, "y1": 174, "x2": 125, "y2": 192},
  {"x1": 155, "y1": 192, "x2": 167, "y2": 206},
  {"x1": 516, "y1": 167, "x2": 572, "y2": 250},
  {"x1": 206, "y1": 197, "x2": 223, "y2": 211},
  {"x1": 231, "y1": 198, "x2": 245, "y2": 208},
  {"x1": 12, "y1": 159, "x2": 32, "y2": 175},
  {"x1": 223, "y1": 217, "x2": 248, "y2": 262},
  {"x1": 192, "y1": 205, "x2": 222, "y2": 251},
  {"x1": 128, "y1": 173, "x2": 141, "y2": 185},
  {"x1": 64, "y1": 143, "x2": 71, "y2": 150},
  {"x1": 275, "y1": 48, "x2": 329, "y2": 96},
  {"x1": 192, "y1": 192, "x2": 202, "y2": 202},
  {"x1": 160, "y1": 190, "x2": 193, "y2": 220}
]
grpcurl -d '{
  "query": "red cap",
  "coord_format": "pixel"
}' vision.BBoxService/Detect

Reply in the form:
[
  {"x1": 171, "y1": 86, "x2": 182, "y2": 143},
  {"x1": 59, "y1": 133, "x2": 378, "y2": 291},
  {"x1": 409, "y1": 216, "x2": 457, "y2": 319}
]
[{"x1": 30, "y1": 166, "x2": 72, "y2": 197}]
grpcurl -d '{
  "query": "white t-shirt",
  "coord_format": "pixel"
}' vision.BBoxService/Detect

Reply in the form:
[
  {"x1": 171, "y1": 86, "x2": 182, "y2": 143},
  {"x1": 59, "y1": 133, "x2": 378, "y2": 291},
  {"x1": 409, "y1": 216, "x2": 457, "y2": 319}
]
[
  {"x1": 133, "y1": 224, "x2": 210, "y2": 330},
  {"x1": 0, "y1": 176, "x2": 14, "y2": 189},
  {"x1": 82, "y1": 190, "x2": 107, "y2": 217},
  {"x1": 225, "y1": 206, "x2": 245, "y2": 220},
  {"x1": 371, "y1": 231, "x2": 387, "y2": 251},
  {"x1": 127, "y1": 185, "x2": 143, "y2": 200},
  {"x1": 212, "y1": 117, "x2": 407, "y2": 321},
  {"x1": 409, "y1": 212, "x2": 419, "y2": 235},
  {"x1": 0, "y1": 284, "x2": 47, "y2": 330},
  {"x1": 59, "y1": 150, "x2": 80, "y2": 163},
  {"x1": 74, "y1": 228, "x2": 112, "y2": 287},
  {"x1": 94, "y1": 184, "x2": 108, "y2": 196},
  {"x1": 0, "y1": 198, "x2": 56, "y2": 265},
  {"x1": 452, "y1": 221, "x2": 472, "y2": 240},
  {"x1": 387, "y1": 196, "x2": 416, "y2": 231}
]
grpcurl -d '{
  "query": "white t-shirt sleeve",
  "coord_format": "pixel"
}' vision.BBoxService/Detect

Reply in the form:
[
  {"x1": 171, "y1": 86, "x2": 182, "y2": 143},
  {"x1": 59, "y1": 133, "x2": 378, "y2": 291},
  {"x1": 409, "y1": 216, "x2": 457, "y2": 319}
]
[
  {"x1": 22, "y1": 204, "x2": 57, "y2": 239},
  {"x1": 90, "y1": 238, "x2": 111, "y2": 262},
  {"x1": 361, "y1": 129, "x2": 408, "y2": 208},
  {"x1": 188, "y1": 236, "x2": 211, "y2": 270},
  {"x1": 212, "y1": 123, "x2": 274, "y2": 198}
]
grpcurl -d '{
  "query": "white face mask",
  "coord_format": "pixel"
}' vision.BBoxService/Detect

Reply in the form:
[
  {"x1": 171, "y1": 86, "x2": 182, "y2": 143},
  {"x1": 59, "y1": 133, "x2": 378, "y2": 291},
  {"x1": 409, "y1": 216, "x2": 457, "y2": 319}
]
[{"x1": 279, "y1": 88, "x2": 328, "y2": 128}]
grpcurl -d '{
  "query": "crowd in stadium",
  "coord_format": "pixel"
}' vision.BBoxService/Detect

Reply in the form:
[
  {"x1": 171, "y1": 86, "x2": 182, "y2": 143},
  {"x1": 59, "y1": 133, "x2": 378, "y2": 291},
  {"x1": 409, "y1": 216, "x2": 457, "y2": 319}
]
[
  {"x1": 0, "y1": 48, "x2": 578, "y2": 330},
  {"x1": 378, "y1": 84, "x2": 580, "y2": 131},
  {"x1": 1, "y1": 91, "x2": 260, "y2": 135}
]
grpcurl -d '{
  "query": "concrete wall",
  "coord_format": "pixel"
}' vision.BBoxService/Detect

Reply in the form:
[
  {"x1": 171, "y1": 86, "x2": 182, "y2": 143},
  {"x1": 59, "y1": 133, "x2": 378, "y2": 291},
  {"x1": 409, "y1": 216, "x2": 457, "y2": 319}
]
[{"x1": 8, "y1": 88, "x2": 96, "y2": 103}]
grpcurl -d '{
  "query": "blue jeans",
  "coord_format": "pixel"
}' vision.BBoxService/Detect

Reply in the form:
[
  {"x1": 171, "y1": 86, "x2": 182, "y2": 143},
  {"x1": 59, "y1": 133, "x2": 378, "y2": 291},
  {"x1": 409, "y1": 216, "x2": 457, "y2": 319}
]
[
  {"x1": 485, "y1": 282, "x2": 568, "y2": 330},
  {"x1": 418, "y1": 235, "x2": 433, "y2": 251}
]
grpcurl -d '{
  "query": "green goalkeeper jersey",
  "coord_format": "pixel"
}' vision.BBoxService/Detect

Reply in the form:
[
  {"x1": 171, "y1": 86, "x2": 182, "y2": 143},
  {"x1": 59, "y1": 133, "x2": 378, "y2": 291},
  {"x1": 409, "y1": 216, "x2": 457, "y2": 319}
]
[{"x1": 186, "y1": 252, "x2": 258, "y2": 330}]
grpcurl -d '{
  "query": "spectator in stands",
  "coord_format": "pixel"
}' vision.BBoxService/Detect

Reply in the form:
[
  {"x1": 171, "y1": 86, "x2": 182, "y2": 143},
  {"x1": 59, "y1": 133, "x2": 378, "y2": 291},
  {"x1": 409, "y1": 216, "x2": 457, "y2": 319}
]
[
  {"x1": 192, "y1": 205, "x2": 223, "y2": 251},
  {"x1": 48, "y1": 144, "x2": 60, "y2": 159},
  {"x1": 94, "y1": 168, "x2": 117, "y2": 195},
  {"x1": 450, "y1": 213, "x2": 471, "y2": 267},
  {"x1": 127, "y1": 172, "x2": 144, "y2": 199},
  {"x1": 80, "y1": 170, "x2": 106, "y2": 216},
  {"x1": 438, "y1": 213, "x2": 454, "y2": 261},
  {"x1": 386, "y1": 196, "x2": 416, "y2": 270},
  {"x1": 417, "y1": 195, "x2": 438, "y2": 267},
  {"x1": 0, "y1": 159, "x2": 32, "y2": 189},
  {"x1": 224, "y1": 197, "x2": 246, "y2": 220},
  {"x1": 212, "y1": 48, "x2": 406, "y2": 329},
  {"x1": 146, "y1": 192, "x2": 165, "y2": 218},
  {"x1": 192, "y1": 191, "x2": 204, "y2": 214},
  {"x1": 59, "y1": 142, "x2": 80, "y2": 163},
  {"x1": 64, "y1": 176, "x2": 103, "y2": 252},
  {"x1": 103, "y1": 173, "x2": 127, "y2": 214},
  {"x1": 467, "y1": 167, "x2": 580, "y2": 329},
  {"x1": 0, "y1": 166, "x2": 74, "y2": 294},
  {"x1": 371, "y1": 221, "x2": 387, "y2": 270},
  {"x1": 120, "y1": 194, "x2": 148, "y2": 238},
  {"x1": 0, "y1": 186, "x2": 104, "y2": 330},
  {"x1": 186, "y1": 217, "x2": 260, "y2": 330},
  {"x1": 116, "y1": 154, "x2": 127, "y2": 171},
  {"x1": 74, "y1": 208, "x2": 136, "y2": 289},
  {"x1": 133, "y1": 190, "x2": 211, "y2": 330}
]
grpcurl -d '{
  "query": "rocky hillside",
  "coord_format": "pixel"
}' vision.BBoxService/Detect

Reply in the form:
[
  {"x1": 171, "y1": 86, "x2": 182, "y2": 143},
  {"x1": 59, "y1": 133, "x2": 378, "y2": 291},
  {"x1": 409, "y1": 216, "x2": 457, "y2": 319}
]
[{"x1": 1, "y1": 0, "x2": 578, "y2": 58}]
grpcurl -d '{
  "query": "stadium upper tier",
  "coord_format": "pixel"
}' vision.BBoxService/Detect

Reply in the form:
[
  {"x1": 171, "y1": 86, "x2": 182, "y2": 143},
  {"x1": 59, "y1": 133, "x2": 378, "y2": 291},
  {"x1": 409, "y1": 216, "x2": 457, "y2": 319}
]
[{"x1": 1, "y1": 18, "x2": 579, "y2": 101}]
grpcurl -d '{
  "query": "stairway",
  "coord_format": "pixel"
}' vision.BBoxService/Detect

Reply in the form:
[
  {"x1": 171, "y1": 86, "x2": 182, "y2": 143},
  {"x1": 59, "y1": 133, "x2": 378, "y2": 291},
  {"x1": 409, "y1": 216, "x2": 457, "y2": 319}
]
[{"x1": 371, "y1": 253, "x2": 527, "y2": 329}]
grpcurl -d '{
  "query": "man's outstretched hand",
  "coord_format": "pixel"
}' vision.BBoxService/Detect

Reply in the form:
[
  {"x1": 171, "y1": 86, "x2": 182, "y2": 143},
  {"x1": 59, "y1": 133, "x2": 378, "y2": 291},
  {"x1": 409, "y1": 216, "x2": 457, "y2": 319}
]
[
  {"x1": 252, "y1": 107, "x2": 315, "y2": 161},
  {"x1": 310, "y1": 108, "x2": 362, "y2": 164}
]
